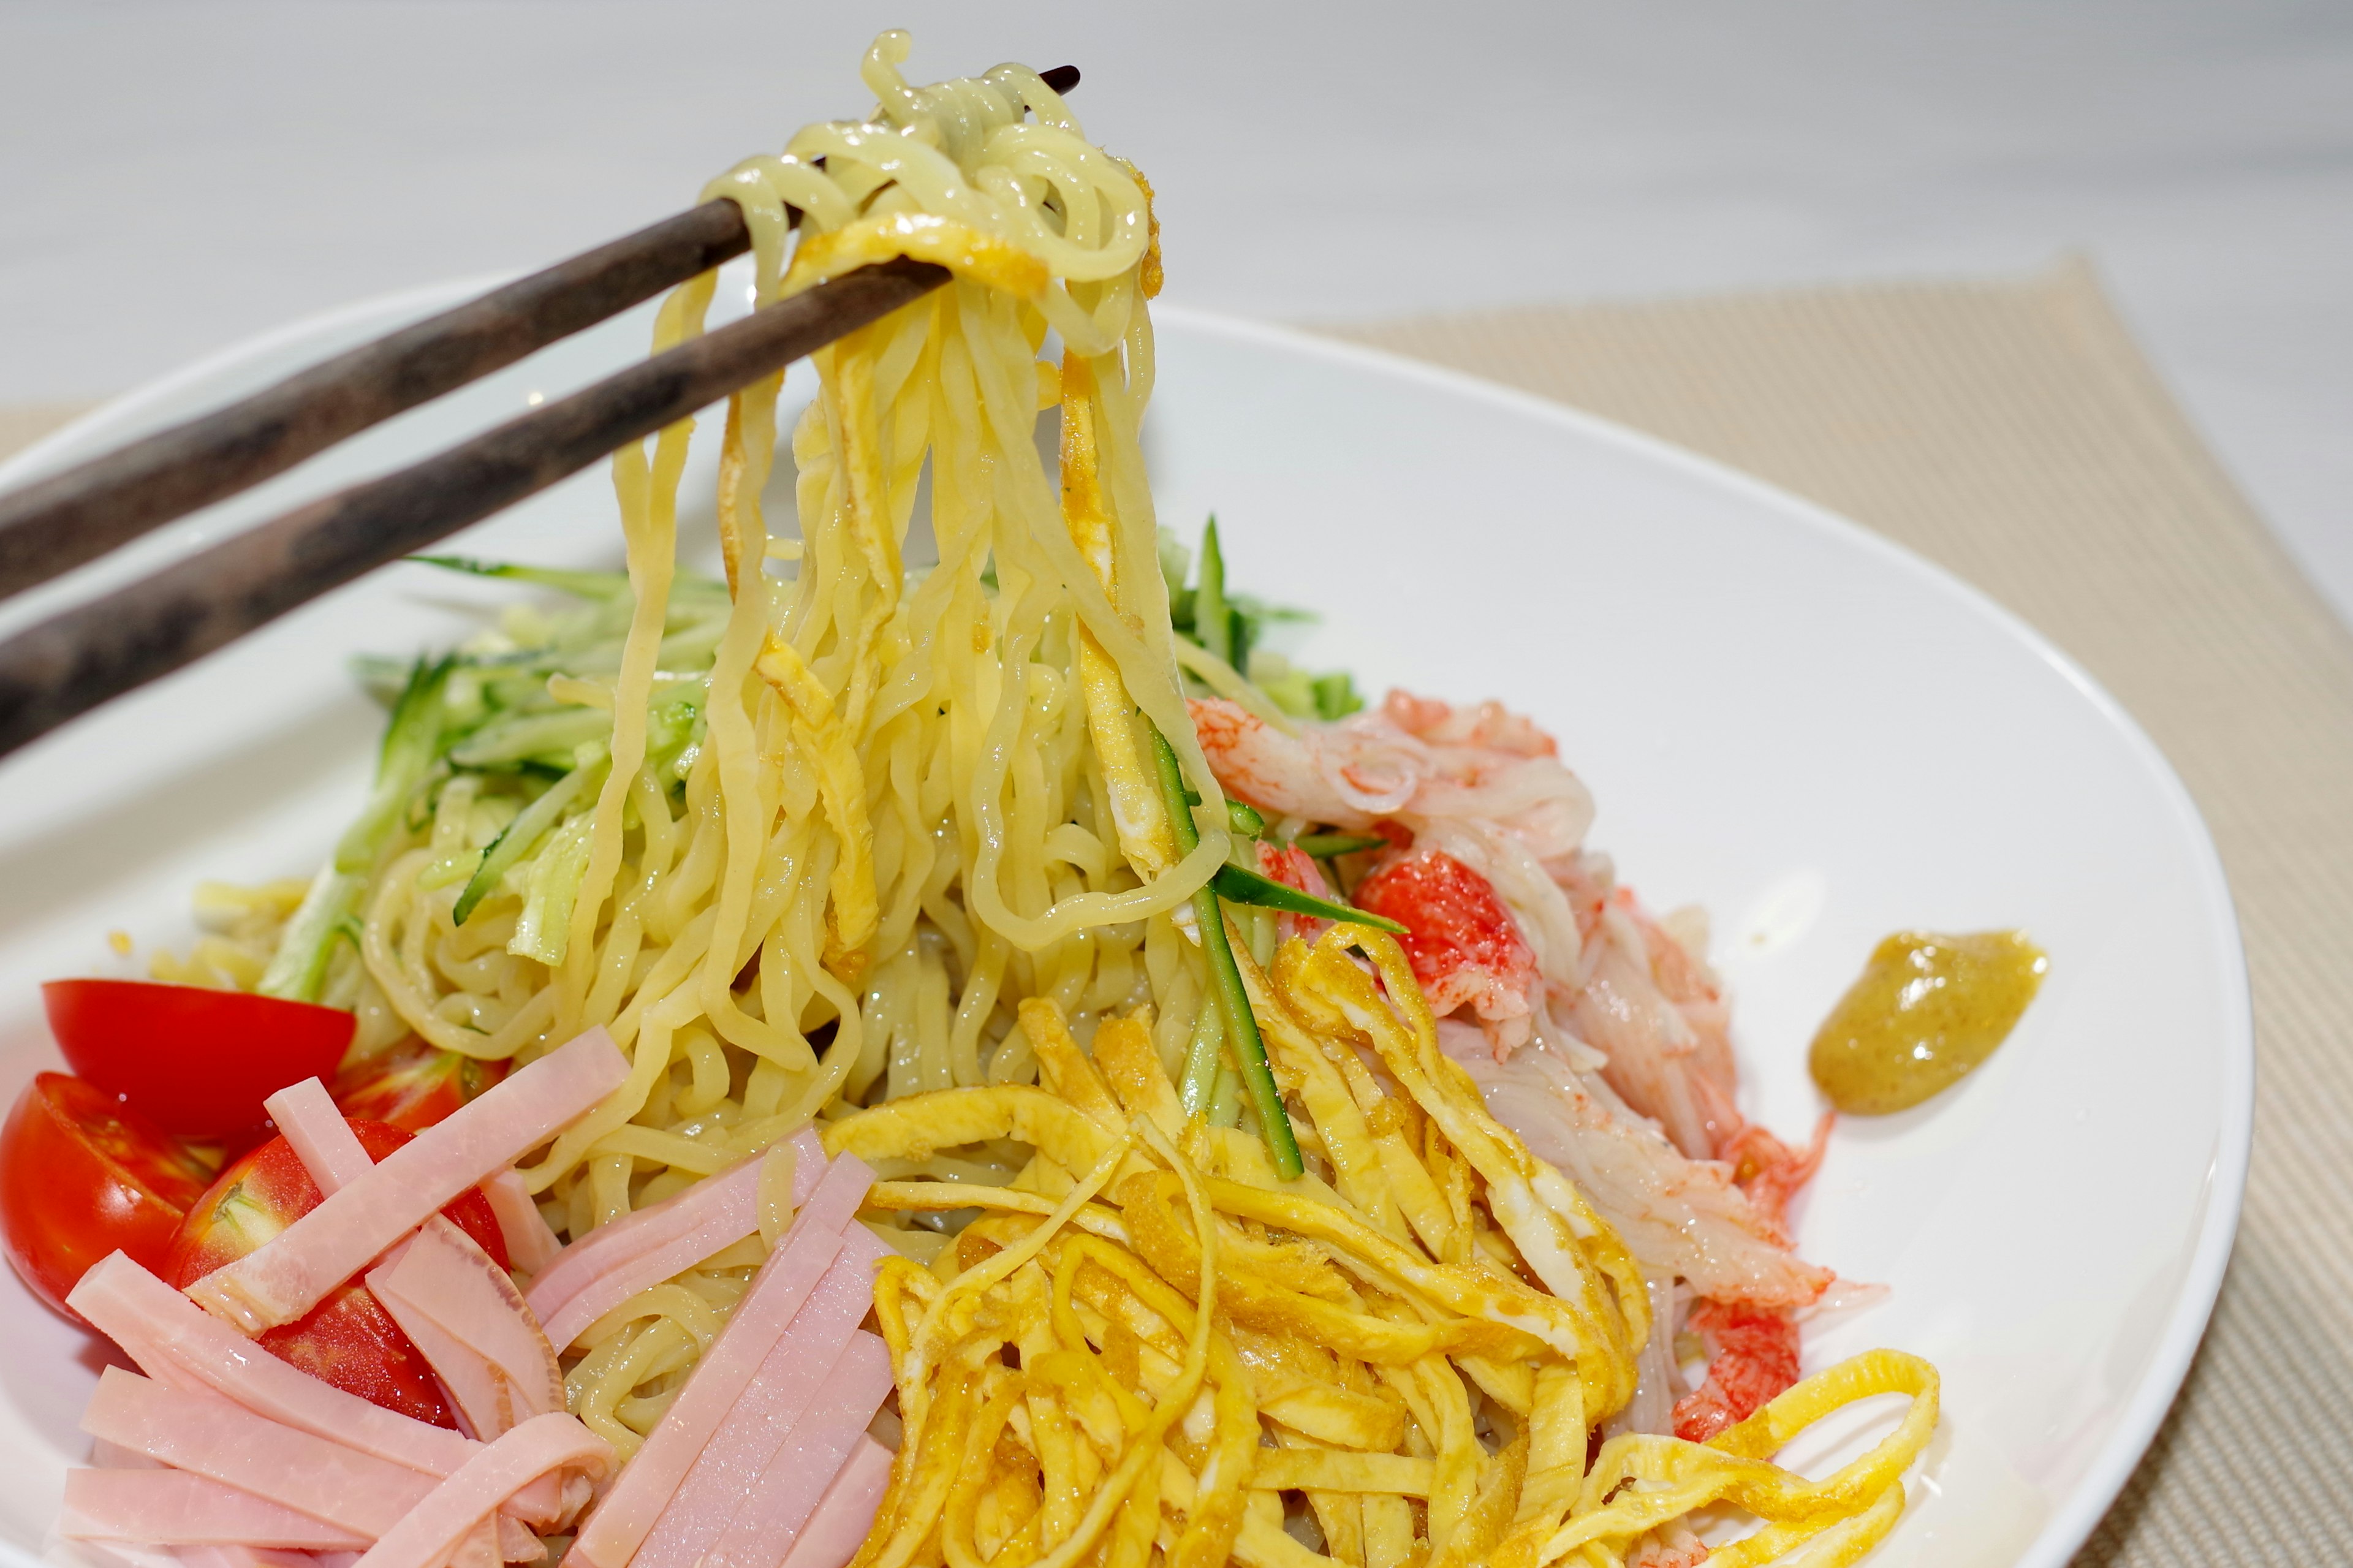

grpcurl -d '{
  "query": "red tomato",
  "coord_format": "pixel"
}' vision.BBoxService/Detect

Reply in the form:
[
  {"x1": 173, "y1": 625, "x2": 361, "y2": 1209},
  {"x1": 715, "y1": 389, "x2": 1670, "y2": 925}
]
[
  {"x1": 43, "y1": 979, "x2": 355, "y2": 1138},
  {"x1": 0, "y1": 1073, "x2": 214, "y2": 1320},
  {"x1": 333, "y1": 1037, "x2": 507, "y2": 1132},
  {"x1": 164, "y1": 1118, "x2": 509, "y2": 1427}
]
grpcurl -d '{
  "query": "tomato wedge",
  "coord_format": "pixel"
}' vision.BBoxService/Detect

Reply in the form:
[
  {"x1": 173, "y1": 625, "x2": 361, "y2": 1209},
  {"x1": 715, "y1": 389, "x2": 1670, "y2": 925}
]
[
  {"x1": 43, "y1": 979, "x2": 355, "y2": 1138},
  {"x1": 164, "y1": 1118, "x2": 508, "y2": 1427},
  {"x1": 333, "y1": 1037, "x2": 507, "y2": 1132},
  {"x1": 1, "y1": 1072, "x2": 214, "y2": 1320}
]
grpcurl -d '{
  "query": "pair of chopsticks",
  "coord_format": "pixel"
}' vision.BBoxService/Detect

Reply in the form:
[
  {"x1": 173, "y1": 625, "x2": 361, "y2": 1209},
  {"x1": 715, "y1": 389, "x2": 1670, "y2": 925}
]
[{"x1": 0, "y1": 65, "x2": 1078, "y2": 763}]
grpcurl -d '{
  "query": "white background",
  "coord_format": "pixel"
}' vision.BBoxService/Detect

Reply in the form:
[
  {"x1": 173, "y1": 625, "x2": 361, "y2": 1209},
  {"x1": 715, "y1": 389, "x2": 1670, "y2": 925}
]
[{"x1": 3, "y1": 0, "x2": 2349, "y2": 620}]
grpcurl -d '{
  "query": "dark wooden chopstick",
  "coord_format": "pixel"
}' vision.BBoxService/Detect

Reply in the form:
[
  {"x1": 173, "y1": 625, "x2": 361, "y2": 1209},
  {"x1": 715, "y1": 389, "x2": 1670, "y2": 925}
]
[
  {"x1": 0, "y1": 63, "x2": 1078, "y2": 604},
  {"x1": 0, "y1": 256, "x2": 949, "y2": 760}
]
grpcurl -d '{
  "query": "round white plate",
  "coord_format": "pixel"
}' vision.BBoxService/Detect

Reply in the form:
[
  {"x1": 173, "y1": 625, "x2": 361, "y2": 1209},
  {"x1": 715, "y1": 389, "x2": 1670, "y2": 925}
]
[{"x1": 0, "y1": 275, "x2": 2250, "y2": 1568}]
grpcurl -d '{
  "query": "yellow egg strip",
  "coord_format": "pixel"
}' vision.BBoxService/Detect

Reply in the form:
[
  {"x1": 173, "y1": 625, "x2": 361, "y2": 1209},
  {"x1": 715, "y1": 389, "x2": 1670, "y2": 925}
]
[{"x1": 829, "y1": 990, "x2": 1940, "y2": 1567}]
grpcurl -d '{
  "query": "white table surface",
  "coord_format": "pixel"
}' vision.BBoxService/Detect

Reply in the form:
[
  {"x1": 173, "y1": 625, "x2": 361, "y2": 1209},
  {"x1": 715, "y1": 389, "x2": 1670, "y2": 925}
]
[{"x1": 4, "y1": 0, "x2": 2349, "y2": 623}]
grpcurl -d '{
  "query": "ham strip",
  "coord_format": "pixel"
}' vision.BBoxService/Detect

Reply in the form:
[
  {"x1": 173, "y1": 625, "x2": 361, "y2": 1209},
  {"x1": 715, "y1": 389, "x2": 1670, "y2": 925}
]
[
  {"x1": 632, "y1": 1243, "x2": 892, "y2": 1568},
  {"x1": 69, "y1": 1539, "x2": 316, "y2": 1568},
  {"x1": 70, "y1": 1255, "x2": 477, "y2": 1479},
  {"x1": 482, "y1": 1172, "x2": 562, "y2": 1277},
  {"x1": 82, "y1": 1367, "x2": 434, "y2": 1537},
  {"x1": 368, "y1": 1218, "x2": 562, "y2": 1438},
  {"x1": 528, "y1": 1128, "x2": 825, "y2": 1350},
  {"x1": 74, "y1": 1256, "x2": 567, "y2": 1537},
  {"x1": 775, "y1": 1439, "x2": 893, "y2": 1568},
  {"x1": 702, "y1": 1331, "x2": 892, "y2": 1568},
  {"x1": 348, "y1": 1413, "x2": 613, "y2": 1568},
  {"x1": 265, "y1": 1082, "x2": 565, "y2": 1442},
  {"x1": 61, "y1": 1471, "x2": 371, "y2": 1550},
  {"x1": 448, "y1": 1520, "x2": 499, "y2": 1568},
  {"x1": 263, "y1": 1080, "x2": 373, "y2": 1191},
  {"x1": 563, "y1": 1154, "x2": 876, "y2": 1568},
  {"x1": 188, "y1": 1030, "x2": 628, "y2": 1333},
  {"x1": 270, "y1": 1079, "x2": 563, "y2": 1285}
]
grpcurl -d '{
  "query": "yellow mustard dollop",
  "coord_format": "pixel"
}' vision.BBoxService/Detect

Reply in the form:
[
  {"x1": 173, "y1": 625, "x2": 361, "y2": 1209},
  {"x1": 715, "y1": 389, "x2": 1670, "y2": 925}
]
[{"x1": 1808, "y1": 930, "x2": 2047, "y2": 1115}]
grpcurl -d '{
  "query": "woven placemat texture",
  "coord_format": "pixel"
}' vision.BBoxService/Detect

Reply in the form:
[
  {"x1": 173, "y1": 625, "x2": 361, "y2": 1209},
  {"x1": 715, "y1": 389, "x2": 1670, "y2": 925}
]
[
  {"x1": 6, "y1": 262, "x2": 2346, "y2": 1563},
  {"x1": 0, "y1": 404, "x2": 96, "y2": 463},
  {"x1": 1331, "y1": 259, "x2": 2353, "y2": 1566}
]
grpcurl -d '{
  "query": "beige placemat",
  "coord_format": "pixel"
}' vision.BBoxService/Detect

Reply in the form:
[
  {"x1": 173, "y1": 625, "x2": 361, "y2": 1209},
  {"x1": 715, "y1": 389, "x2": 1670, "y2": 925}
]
[
  {"x1": 0, "y1": 404, "x2": 96, "y2": 462},
  {"x1": 6, "y1": 263, "x2": 2346, "y2": 1563},
  {"x1": 1332, "y1": 258, "x2": 2353, "y2": 1566}
]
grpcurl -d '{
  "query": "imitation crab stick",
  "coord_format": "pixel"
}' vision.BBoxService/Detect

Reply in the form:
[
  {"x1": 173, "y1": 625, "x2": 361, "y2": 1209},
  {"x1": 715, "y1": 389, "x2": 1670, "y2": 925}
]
[
  {"x1": 81, "y1": 1367, "x2": 436, "y2": 1537},
  {"x1": 563, "y1": 1153, "x2": 876, "y2": 1568},
  {"x1": 632, "y1": 1244, "x2": 892, "y2": 1568},
  {"x1": 187, "y1": 1030, "x2": 627, "y2": 1333},
  {"x1": 60, "y1": 1469, "x2": 373, "y2": 1550},
  {"x1": 703, "y1": 1330, "x2": 892, "y2": 1568},
  {"x1": 526, "y1": 1126, "x2": 826, "y2": 1349},
  {"x1": 773, "y1": 1438, "x2": 893, "y2": 1568},
  {"x1": 348, "y1": 1412, "x2": 614, "y2": 1568}
]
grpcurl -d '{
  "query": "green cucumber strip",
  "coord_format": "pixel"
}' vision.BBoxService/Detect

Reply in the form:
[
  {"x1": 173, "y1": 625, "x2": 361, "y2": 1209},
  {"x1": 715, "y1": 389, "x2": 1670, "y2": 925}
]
[
  {"x1": 452, "y1": 755, "x2": 598, "y2": 925},
  {"x1": 449, "y1": 707, "x2": 613, "y2": 770},
  {"x1": 256, "y1": 866, "x2": 365, "y2": 1002},
  {"x1": 410, "y1": 555, "x2": 634, "y2": 600},
  {"x1": 1148, "y1": 723, "x2": 1303, "y2": 1179},
  {"x1": 1292, "y1": 832, "x2": 1389, "y2": 859},
  {"x1": 1178, "y1": 993, "x2": 1225, "y2": 1118},
  {"x1": 1226, "y1": 800, "x2": 1266, "y2": 838},
  {"x1": 1196, "y1": 517, "x2": 1232, "y2": 668},
  {"x1": 1311, "y1": 671, "x2": 1363, "y2": 720},
  {"x1": 1208, "y1": 1063, "x2": 1243, "y2": 1129},
  {"x1": 509, "y1": 814, "x2": 596, "y2": 964},
  {"x1": 334, "y1": 656, "x2": 453, "y2": 873},
  {"x1": 1211, "y1": 864, "x2": 1405, "y2": 934}
]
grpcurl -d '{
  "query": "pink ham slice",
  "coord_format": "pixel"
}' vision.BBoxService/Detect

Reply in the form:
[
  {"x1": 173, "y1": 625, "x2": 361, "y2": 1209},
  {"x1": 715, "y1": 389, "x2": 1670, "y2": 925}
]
[
  {"x1": 268, "y1": 1079, "x2": 563, "y2": 1280},
  {"x1": 367, "y1": 1218, "x2": 563, "y2": 1438},
  {"x1": 700, "y1": 1331, "x2": 892, "y2": 1568},
  {"x1": 775, "y1": 1439, "x2": 893, "y2": 1568},
  {"x1": 481, "y1": 1172, "x2": 562, "y2": 1277},
  {"x1": 82, "y1": 1367, "x2": 434, "y2": 1538},
  {"x1": 71, "y1": 1539, "x2": 328, "y2": 1568},
  {"x1": 63, "y1": 1256, "x2": 583, "y2": 1521},
  {"x1": 61, "y1": 1471, "x2": 371, "y2": 1551},
  {"x1": 347, "y1": 1412, "x2": 613, "y2": 1568},
  {"x1": 631, "y1": 1242, "x2": 892, "y2": 1568},
  {"x1": 264, "y1": 1081, "x2": 374, "y2": 1191},
  {"x1": 188, "y1": 1030, "x2": 627, "y2": 1334},
  {"x1": 562, "y1": 1153, "x2": 876, "y2": 1568},
  {"x1": 527, "y1": 1127, "x2": 827, "y2": 1351},
  {"x1": 262, "y1": 1084, "x2": 565, "y2": 1444}
]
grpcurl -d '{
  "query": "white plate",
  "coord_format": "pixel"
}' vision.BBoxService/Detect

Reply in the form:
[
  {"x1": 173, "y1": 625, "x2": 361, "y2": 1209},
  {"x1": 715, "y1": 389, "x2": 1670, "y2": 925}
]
[{"x1": 0, "y1": 276, "x2": 2251, "y2": 1568}]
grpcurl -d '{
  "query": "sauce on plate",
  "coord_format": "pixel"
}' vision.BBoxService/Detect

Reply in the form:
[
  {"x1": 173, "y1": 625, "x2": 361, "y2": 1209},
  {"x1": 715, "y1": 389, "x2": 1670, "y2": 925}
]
[{"x1": 1808, "y1": 930, "x2": 2045, "y2": 1114}]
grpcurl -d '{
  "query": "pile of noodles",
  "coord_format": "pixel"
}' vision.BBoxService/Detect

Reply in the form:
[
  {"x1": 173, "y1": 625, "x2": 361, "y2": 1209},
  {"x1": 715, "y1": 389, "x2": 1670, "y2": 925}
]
[
  {"x1": 157, "y1": 35, "x2": 1938, "y2": 1566},
  {"x1": 170, "y1": 31, "x2": 1232, "y2": 1455}
]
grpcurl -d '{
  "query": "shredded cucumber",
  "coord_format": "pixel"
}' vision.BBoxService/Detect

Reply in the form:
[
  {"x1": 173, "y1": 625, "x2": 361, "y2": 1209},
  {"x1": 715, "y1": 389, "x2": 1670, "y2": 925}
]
[
  {"x1": 1147, "y1": 722, "x2": 1303, "y2": 1180},
  {"x1": 1211, "y1": 863, "x2": 1404, "y2": 933},
  {"x1": 1161, "y1": 520, "x2": 1359, "y2": 729},
  {"x1": 452, "y1": 749, "x2": 603, "y2": 926}
]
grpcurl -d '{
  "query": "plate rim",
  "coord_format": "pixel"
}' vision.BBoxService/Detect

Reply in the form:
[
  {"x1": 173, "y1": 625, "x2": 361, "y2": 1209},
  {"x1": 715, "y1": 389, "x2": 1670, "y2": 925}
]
[{"x1": 0, "y1": 285, "x2": 2255, "y2": 1568}]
